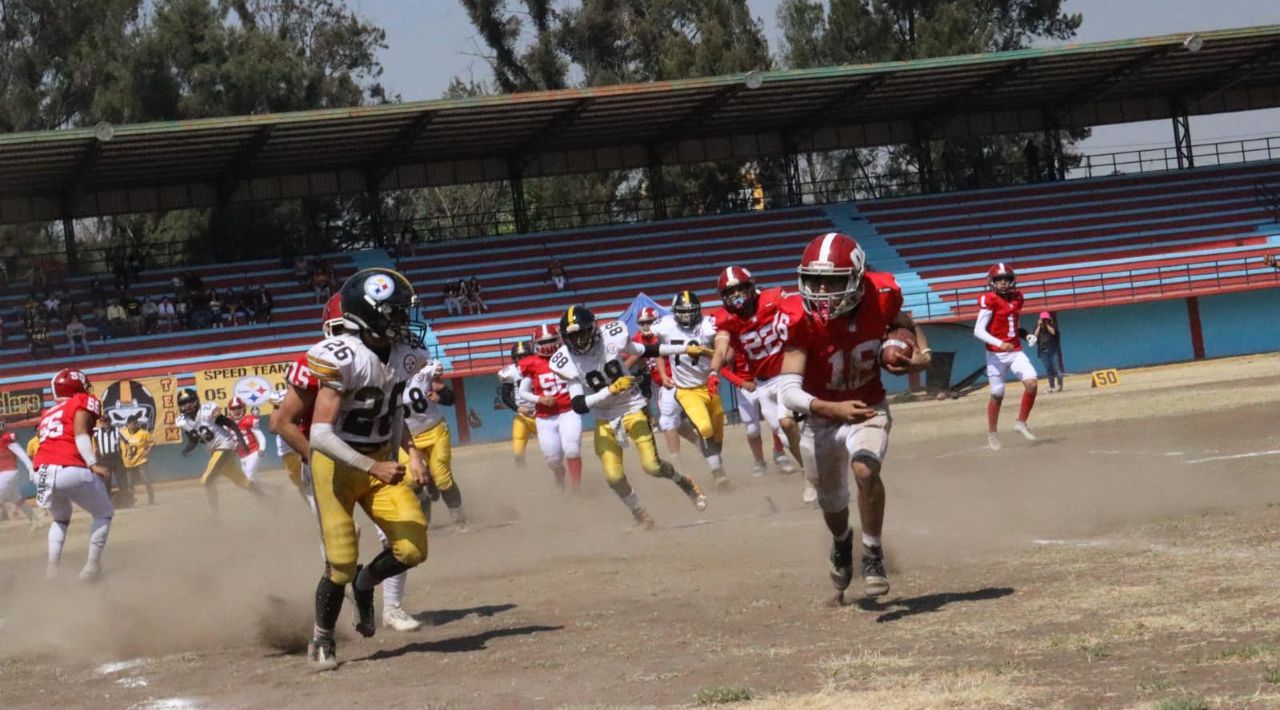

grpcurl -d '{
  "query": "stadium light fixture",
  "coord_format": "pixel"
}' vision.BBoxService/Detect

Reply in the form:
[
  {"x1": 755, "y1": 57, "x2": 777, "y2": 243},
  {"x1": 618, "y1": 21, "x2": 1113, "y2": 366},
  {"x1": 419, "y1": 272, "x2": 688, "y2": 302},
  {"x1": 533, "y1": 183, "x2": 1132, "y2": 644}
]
[
  {"x1": 1182, "y1": 34, "x2": 1204, "y2": 53},
  {"x1": 94, "y1": 122, "x2": 116, "y2": 142},
  {"x1": 744, "y1": 70, "x2": 764, "y2": 90}
]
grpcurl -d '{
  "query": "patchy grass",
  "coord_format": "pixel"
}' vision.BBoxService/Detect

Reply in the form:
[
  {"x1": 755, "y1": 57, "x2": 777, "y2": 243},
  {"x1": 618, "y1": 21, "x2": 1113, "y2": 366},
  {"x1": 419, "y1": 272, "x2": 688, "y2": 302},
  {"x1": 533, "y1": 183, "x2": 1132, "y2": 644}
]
[
  {"x1": 1156, "y1": 697, "x2": 1210, "y2": 710},
  {"x1": 1265, "y1": 667, "x2": 1280, "y2": 684},
  {"x1": 1201, "y1": 643, "x2": 1280, "y2": 664},
  {"x1": 817, "y1": 650, "x2": 914, "y2": 685},
  {"x1": 694, "y1": 686, "x2": 752, "y2": 705},
  {"x1": 739, "y1": 668, "x2": 1034, "y2": 710}
]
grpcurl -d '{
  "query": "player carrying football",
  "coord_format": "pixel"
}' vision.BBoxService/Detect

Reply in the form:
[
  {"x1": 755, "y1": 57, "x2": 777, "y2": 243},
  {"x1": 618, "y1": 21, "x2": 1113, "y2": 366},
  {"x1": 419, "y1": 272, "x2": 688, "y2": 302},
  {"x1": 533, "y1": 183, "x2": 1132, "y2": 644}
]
[
  {"x1": 302, "y1": 268, "x2": 432, "y2": 670},
  {"x1": 176, "y1": 389, "x2": 264, "y2": 514},
  {"x1": 974, "y1": 263, "x2": 1038, "y2": 450},
  {"x1": 516, "y1": 324, "x2": 584, "y2": 492},
  {"x1": 777, "y1": 233, "x2": 931, "y2": 602},
  {"x1": 650, "y1": 291, "x2": 730, "y2": 489},
  {"x1": 34, "y1": 369, "x2": 114, "y2": 581},
  {"x1": 549, "y1": 305, "x2": 709, "y2": 527}
]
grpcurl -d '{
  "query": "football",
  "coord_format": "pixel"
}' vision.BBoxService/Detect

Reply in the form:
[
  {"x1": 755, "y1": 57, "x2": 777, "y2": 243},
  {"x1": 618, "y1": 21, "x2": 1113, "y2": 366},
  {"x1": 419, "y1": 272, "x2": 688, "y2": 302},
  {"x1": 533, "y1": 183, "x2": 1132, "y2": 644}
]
[{"x1": 879, "y1": 327, "x2": 917, "y2": 372}]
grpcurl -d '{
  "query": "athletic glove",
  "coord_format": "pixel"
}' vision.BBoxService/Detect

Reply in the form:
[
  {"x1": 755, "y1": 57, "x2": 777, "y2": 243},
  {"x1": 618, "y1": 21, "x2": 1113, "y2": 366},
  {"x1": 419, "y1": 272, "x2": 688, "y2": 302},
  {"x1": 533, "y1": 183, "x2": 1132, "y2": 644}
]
[
  {"x1": 607, "y1": 376, "x2": 634, "y2": 395},
  {"x1": 685, "y1": 343, "x2": 709, "y2": 358},
  {"x1": 706, "y1": 373, "x2": 720, "y2": 398}
]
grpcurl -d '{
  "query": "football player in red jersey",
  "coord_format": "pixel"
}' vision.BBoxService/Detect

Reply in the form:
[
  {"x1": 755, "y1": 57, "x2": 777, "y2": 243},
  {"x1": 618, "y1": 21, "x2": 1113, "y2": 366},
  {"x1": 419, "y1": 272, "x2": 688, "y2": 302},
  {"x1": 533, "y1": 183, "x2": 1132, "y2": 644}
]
[
  {"x1": 707, "y1": 267, "x2": 804, "y2": 486},
  {"x1": 777, "y1": 233, "x2": 932, "y2": 602},
  {"x1": 268, "y1": 293, "x2": 427, "y2": 638},
  {"x1": 0, "y1": 420, "x2": 39, "y2": 530},
  {"x1": 516, "y1": 324, "x2": 584, "y2": 491},
  {"x1": 974, "y1": 263, "x2": 1038, "y2": 450},
  {"x1": 33, "y1": 368, "x2": 114, "y2": 581},
  {"x1": 227, "y1": 397, "x2": 267, "y2": 483}
]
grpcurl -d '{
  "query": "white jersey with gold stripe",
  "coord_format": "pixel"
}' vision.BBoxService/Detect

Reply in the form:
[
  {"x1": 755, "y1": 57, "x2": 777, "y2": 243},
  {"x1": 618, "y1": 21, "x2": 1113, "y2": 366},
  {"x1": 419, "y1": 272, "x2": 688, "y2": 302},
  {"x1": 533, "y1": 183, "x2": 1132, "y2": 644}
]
[{"x1": 305, "y1": 333, "x2": 428, "y2": 446}]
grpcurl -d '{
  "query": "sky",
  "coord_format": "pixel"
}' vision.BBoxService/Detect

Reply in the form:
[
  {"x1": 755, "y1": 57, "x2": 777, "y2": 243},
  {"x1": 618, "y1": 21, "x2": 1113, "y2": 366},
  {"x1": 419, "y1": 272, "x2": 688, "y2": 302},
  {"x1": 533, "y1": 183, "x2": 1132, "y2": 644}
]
[{"x1": 354, "y1": 0, "x2": 1279, "y2": 153}]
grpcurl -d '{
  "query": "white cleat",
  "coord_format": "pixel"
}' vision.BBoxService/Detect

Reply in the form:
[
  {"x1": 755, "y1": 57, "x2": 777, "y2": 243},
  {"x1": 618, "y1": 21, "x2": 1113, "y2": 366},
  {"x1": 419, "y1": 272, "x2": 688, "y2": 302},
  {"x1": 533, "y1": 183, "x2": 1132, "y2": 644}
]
[
  {"x1": 751, "y1": 461, "x2": 767, "y2": 477},
  {"x1": 78, "y1": 563, "x2": 102, "y2": 583},
  {"x1": 774, "y1": 452, "x2": 797, "y2": 475},
  {"x1": 802, "y1": 480, "x2": 818, "y2": 505},
  {"x1": 1013, "y1": 421, "x2": 1038, "y2": 441},
  {"x1": 382, "y1": 605, "x2": 423, "y2": 632},
  {"x1": 988, "y1": 433, "x2": 1002, "y2": 451}
]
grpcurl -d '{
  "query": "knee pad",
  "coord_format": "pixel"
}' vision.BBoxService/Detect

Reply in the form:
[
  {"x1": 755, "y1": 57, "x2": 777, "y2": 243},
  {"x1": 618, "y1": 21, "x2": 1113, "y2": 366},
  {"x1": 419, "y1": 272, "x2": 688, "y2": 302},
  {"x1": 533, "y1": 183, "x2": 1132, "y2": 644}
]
[
  {"x1": 745, "y1": 422, "x2": 760, "y2": 437},
  {"x1": 327, "y1": 560, "x2": 358, "y2": 586},
  {"x1": 390, "y1": 535, "x2": 427, "y2": 569},
  {"x1": 989, "y1": 380, "x2": 1006, "y2": 397},
  {"x1": 563, "y1": 442, "x2": 581, "y2": 459}
]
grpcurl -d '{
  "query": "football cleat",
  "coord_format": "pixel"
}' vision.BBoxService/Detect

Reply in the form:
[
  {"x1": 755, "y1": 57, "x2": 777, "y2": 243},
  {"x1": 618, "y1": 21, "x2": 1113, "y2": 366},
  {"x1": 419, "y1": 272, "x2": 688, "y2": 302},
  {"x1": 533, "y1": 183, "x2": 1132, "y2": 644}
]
[
  {"x1": 307, "y1": 636, "x2": 338, "y2": 672},
  {"x1": 987, "y1": 433, "x2": 1002, "y2": 451},
  {"x1": 350, "y1": 567, "x2": 376, "y2": 638},
  {"x1": 78, "y1": 562, "x2": 102, "y2": 583},
  {"x1": 751, "y1": 461, "x2": 767, "y2": 477},
  {"x1": 802, "y1": 479, "x2": 818, "y2": 506},
  {"x1": 1013, "y1": 421, "x2": 1038, "y2": 441},
  {"x1": 382, "y1": 605, "x2": 423, "y2": 632},
  {"x1": 711, "y1": 468, "x2": 731, "y2": 491},
  {"x1": 862, "y1": 546, "x2": 890, "y2": 597},
  {"x1": 774, "y1": 451, "x2": 796, "y2": 474},
  {"x1": 676, "y1": 476, "x2": 707, "y2": 511},
  {"x1": 829, "y1": 534, "x2": 854, "y2": 592},
  {"x1": 449, "y1": 507, "x2": 469, "y2": 533},
  {"x1": 632, "y1": 507, "x2": 655, "y2": 530}
]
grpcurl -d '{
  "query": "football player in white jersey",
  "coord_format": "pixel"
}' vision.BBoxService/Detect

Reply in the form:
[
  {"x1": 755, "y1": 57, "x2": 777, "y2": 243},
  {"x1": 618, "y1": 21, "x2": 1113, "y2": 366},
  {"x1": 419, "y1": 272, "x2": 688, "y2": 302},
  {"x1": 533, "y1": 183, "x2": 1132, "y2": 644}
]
[
  {"x1": 176, "y1": 389, "x2": 264, "y2": 515},
  {"x1": 303, "y1": 267, "x2": 432, "y2": 671},
  {"x1": 549, "y1": 305, "x2": 709, "y2": 528},
  {"x1": 651, "y1": 291, "x2": 729, "y2": 489},
  {"x1": 497, "y1": 342, "x2": 537, "y2": 469},
  {"x1": 398, "y1": 358, "x2": 466, "y2": 529}
]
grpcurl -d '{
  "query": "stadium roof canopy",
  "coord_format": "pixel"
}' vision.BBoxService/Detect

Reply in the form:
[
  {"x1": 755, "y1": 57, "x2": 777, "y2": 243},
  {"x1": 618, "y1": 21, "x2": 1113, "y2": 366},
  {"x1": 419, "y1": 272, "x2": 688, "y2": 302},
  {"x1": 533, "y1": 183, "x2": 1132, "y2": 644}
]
[{"x1": 1, "y1": 24, "x2": 1279, "y2": 224}]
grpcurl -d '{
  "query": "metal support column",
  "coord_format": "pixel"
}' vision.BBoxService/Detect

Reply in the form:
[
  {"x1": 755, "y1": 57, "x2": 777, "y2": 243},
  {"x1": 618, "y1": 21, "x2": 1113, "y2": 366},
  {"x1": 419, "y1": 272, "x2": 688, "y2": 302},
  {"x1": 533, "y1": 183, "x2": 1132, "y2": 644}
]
[
  {"x1": 647, "y1": 146, "x2": 668, "y2": 220},
  {"x1": 1172, "y1": 102, "x2": 1194, "y2": 169},
  {"x1": 782, "y1": 135, "x2": 802, "y2": 207},
  {"x1": 1042, "y1": 111, "x2": 1065, "y2": 181},
  {"x1": 61, "y1": 211, "x2": 78, "y2": 274},
  {"x1": 912, "y1": 121, "x2": 936, "y2": 194},
  {"x1": 508, "y1": 159, "x2": 530, "y2": 234},
  {"x1": 365, "y1": 174, "x2": 385, "y2": 247}
]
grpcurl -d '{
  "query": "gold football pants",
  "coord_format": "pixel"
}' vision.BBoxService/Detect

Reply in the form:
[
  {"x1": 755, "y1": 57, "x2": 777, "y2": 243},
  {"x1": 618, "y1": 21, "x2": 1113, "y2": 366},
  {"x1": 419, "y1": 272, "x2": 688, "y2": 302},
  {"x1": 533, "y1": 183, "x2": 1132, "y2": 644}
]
[
  {"x1": 397, "y1": 421, "x2": 455, "y2": 492},
  {"x1": 512, "y1": 413, "x2": 536, "y2": 458},
  {"x1": 675, "y1": 385, "x2": 725, "y2": 443},
  {"x1": 311, "y1": 444, "x2": 428, "y2": 585},
  {"x1": 281, "y1": 451, "x2": 304, "y2": 493},
  {"x1": 594, "y1": 410, "x2": 664, "y2": 484},
  {"x1": 201, "y1": 449, "x2": 252, "y2": 488}
]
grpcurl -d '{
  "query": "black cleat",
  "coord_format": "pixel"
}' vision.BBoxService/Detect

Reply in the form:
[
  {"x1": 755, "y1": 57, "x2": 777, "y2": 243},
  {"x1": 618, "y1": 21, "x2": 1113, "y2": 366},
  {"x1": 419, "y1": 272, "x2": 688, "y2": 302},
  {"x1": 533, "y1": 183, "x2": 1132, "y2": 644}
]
[
  {"x1": 829, "y1": 534, "x2": 854, "y2": 592},
  {"x1": 350, "y1": 566, "x2": 376, "y2": 638},
  {"x1": 307, "y1": 636, "x2": 338, "y2": 671},
  {"x1": 862, "y1": 545, "x2": 890, "y2": 597}
]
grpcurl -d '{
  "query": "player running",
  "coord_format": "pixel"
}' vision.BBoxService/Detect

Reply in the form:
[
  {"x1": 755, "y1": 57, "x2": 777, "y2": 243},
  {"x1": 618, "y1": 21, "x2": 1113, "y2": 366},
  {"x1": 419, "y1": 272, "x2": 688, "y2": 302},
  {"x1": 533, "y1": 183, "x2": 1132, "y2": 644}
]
[
  {"x1": 651, "y1": 291, "x2": 729, "y2": 489},
  {"x1": 778, "y1": 232, "x2": 931, "y2": 602},
  {"x1": 549, "y1": 305, "x2": 708, "y2": 527},
  {"x1": 398, "y1": 358, "x2": 467, "y2": 530},
  {"x1": 269, "y1": 293, "x2": 425, "y2": 639},
  {"x1": 629, "y1": 307, "x2": 683, "y2": 457},
  {"x1": 34, "y1": 369, "x2": 114, "y2": 581},
  {"x1": 176, "y1": 389, "x2": 265, "y2": 514},
  {"x1": 974, "y1": 263, "x2": 1038, "y2": 450},
  {"x1": 0, "y1": 420, "x2": 39, "y2": 530},
  {"x1": 498, "y1": 342, "x2": 536, "y2": 469},
  {"x1": 227, "y1": 397, "x2": 267, "y2": 482},
  {"x1": 302, "y1": 267, "x2": 432, "y2": 670},
  {"x1": 516, "y1": 324, "x2": 584, "y2": 492}
]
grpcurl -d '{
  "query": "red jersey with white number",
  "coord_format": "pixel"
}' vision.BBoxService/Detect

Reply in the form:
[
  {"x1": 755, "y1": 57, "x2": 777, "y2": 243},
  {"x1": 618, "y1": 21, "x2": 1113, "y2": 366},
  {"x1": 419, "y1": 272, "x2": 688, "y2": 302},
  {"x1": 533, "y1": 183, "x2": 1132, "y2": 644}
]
[
  {"x1": 977, "y1": 290, "x2": 1024, "y2": 353},
  {"x1": 285, "y1": 354, "x2": 319, "y2": 438},
  {"x1": 0, "y1": 432, "x2": 17, "y2": 471},
  {"x1": 518, "y1": 354, "x2": 571, "y2": 418},
  {"x1": 783, "y1": 272, "x2": 904, "y2": 407},
  {"x1": 630, "y1": 330, "x2": 672, "y2": 380},
  {"x1": 712, "y1": 287, "x2": 788, "y2": 380},
  {"x1": 34, "y1": 393, "x2": 102, "y2": 468},
  {"x1": 236, "y1": 414, "x2": 262, "y2": 456}
]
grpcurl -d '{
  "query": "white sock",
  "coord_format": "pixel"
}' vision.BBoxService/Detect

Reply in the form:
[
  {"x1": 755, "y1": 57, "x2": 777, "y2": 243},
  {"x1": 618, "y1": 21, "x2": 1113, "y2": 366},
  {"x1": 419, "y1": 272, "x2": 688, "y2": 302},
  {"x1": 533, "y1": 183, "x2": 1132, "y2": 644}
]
[
  {"x1": 88, "y1": 517, "x2": 111, "y2": 567},
  {"x1": 382, "y1": 571, "x2": 406, "y2": 609},
  {"x1": 862, "y1": 533, "x2": 881, "y2": 549},
  {"x1": 48, "y1": 521, "x2": 69, "y2": 567},
  {"x1": 834, "y1": 528, "x2": 853, "y2": 542},
  {"x1": 706, "y1": 454, "x2": 723, "y2": 469}
]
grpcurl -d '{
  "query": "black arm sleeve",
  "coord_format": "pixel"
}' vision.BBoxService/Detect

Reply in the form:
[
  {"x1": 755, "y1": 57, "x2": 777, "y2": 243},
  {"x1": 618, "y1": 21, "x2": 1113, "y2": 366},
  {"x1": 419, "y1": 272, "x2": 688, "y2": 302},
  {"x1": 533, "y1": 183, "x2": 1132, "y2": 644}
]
[
  {"x1": 642, "y1": 343, "x2": 662, "y2": 358},
  {"x1": 216, "y1": 414, "x2": 249, "y2": 449},
  {"x1": 571, "y1": 395, "x2": 591, "y2": 415},
  {"x1": 499, "y1": 382, "x2": 519, "y2": 412},
  {"x1": 181, "y1": 431, "x2": 199, "y2": 455},
  {"x1": 435, "y1": 386, "x2": 456, "y2": 407}
]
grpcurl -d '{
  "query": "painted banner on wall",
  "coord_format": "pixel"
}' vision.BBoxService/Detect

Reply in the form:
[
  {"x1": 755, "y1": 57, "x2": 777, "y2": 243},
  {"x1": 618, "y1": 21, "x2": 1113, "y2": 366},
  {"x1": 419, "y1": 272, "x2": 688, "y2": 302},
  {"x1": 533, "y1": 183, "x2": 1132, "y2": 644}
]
[
  {"x1": 192, "y1": 361, "x2": 293, "y2": 416},
  {"x1": 98, "y1": 376, "x2": 184, "y2": 444}
]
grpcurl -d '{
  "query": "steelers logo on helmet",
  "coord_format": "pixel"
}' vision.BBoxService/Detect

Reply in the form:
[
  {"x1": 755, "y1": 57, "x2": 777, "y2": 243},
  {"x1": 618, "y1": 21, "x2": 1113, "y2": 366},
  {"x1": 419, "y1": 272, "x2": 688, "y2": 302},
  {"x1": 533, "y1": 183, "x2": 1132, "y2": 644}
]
[
  {"x1": 101, "y1": 379, "x2": 158, "y2": 431},
  {"x1": 559, "y1": 305, "x2": 599, "y2": 355},
  {"x1": 340, "y1": 268, "x2": 426, "y2": 348},
  {"x1": 404, "y1": 353, "x2": 419, "y2": 373},
  {"x1": 233, "y1": 375, "x2": 274, "y2": 410},
  {"x1": 364, "y1": 273, "x2": 396, "y2": 303}
]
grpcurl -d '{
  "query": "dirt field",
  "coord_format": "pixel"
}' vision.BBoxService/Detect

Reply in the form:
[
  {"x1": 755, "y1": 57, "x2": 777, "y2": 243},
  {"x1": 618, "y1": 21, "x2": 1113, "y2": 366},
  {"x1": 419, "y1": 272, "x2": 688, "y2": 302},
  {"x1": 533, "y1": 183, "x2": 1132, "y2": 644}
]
[{"x1": 5, "y1": 354, "x2": 1280, "y2": 709}]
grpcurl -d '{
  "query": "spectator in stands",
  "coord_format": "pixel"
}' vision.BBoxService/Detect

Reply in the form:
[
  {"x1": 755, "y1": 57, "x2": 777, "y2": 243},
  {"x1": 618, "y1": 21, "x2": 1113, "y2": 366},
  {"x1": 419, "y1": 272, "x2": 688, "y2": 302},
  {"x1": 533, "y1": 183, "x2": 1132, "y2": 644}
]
[
  {"x1": 142, "y1": 296, "x2": 159, "y2": 333},
  {"x1": 254, "y1": 285, "x2": 273, "y2": 324},
  {"x1": 159, "y1": 296, "x2": 176, "y2": 332},
  {"x1": 28, "y1": 318, "x2": 54, "y2": 358},
  {"x1": 66, "y1": 313, "x2": 89, "y2": 354},
  {"x1": 547, "y1": 259, "x2": 568, "y2": 291},
  {"x1": 105, "y1": 299, "x2": 128, "y2": 339},
  {"x1": 124, "y1": 292, "x2": 144, "y2": 336},
  {"x1": 189, "y1": 289, "x2": 210, "y2": 329},
  {"x1": 293, "y1": 256, "x2": 311, "y2": 286},
  {"x1": 1034, "y1": 311, "x2": 1063, "y2": 392},
  {"x1": 443, "y1": 281, "x2": 462, "y2": 316},
  {"x1": 175, "y1": 297, "x2": 191, "y2": 329},
  {"x1": 311, "y1": 259, "x2": 334, "y2": 303},
  {"x1": 90, "y1": 278, "x2": 106, "y2": 306},
  {"x1": 398, "y1": 224, "x2": 419, "y2": 258},
  {"x1": 226, "y1": 292, "x2": 242, "y2": 327},
  {"x1": 172, "y1": 275, "x2": 187, "y2": 302},
  {"x1": 209, "y1": 289, "x2": 224, "y2": 329},
  {"x1": 464, "y1": 276, "x2": 488, "y2": 314},
  {"x1": 41, "y1": 291, "x2": 59, "y2": 320}
]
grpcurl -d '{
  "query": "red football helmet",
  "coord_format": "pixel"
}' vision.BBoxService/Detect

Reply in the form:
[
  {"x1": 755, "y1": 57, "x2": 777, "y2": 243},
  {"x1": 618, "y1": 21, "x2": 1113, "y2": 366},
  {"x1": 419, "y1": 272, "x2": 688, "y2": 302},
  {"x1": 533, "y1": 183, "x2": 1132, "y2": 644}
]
[
  {"x1": 637, "y1": 306, "x2": 659, "y2": 334},
  {"x1": 988, "y1": 262, "x2": 1016, "y2": 296},
  {"x1": 51, "y1": 368, "x2": 91, "y2": 399},
  {"x1": 717, "y1": 266, "x2": 757, "y2": 315},
  {"x1": 227, "y1": 396, "x2": 246, "y2": 420},
  {"x1": 321, "y1": 292, "x2": 344, "y2": 336},
  {"x1": 532, "y1": 323, "x2": 560, "y2": 357},
  {"x1": 797, "y1": 232, "x2": 867, "y2": 321}
]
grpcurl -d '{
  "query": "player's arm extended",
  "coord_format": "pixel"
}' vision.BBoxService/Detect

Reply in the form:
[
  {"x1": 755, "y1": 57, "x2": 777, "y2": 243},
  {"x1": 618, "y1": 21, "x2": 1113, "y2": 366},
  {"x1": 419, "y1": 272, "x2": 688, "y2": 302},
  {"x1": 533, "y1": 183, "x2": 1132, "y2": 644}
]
[
  {"x1": 708, "y1": 331, "x2": 732, "y2": 373},
  {"x1": 566, "y1": 379, "x2": 618, "y2": 415},
  {"x1": 430, "y1": 378, "x2": 456, "y2": 406},
  {"x1": 778, "y1": 348, "x2": 876, "y2": 423},
  {"x1": 310, "y1": 386, "x2": 379, "y2": 473},
  {"x1": 972, "y1": 309, "x2": 1006, "y2": 348},
  {"x1": 499, "y1": 381, "x2": 520, "y2": 412},
  {"x1": 890, "y1": 311, "x2": 933, "y2": 373},
  {"x1": 516, "y1": 377, "x2": 540, "y2": 407},
  {"x1": 215, "y1": 414, "x2": 249, "y2": 451},
  {"x1": 180, "y1": 429, "x2": 199, "y2": 456},
  {"x1": 625, "y1": 339, "x2": 695, "y2": 358},
  {"x1": 268, "y1": 385, "x2": 314, "y2": 458},
  {"x1": 9, "y1": 442, "x2": 34, "y2": 475}
]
